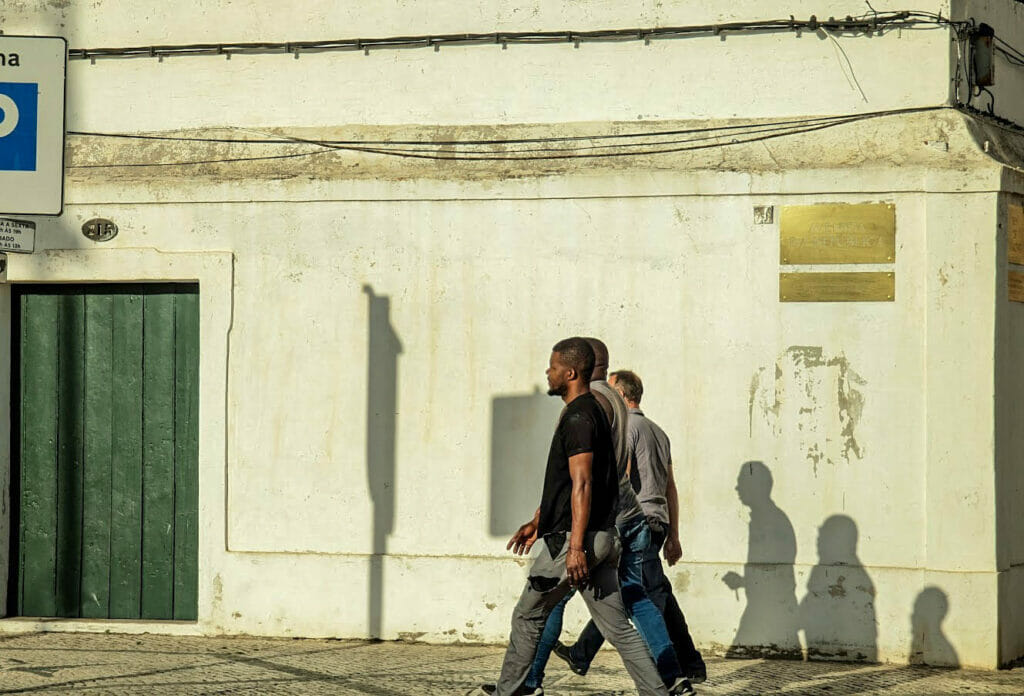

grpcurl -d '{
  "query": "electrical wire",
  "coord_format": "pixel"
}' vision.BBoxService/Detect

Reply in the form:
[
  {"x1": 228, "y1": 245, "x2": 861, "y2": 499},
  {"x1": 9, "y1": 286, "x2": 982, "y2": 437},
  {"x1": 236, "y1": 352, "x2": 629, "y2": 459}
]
[
  {"x1": 66, "y1": 106, "x2": 954, "y2": 168},
  {"x1": 68, "y1": 111, "x2": 918, "y2": 148},
  {"x1": 66, "y1": 11, "x2": 967, "y2": 62},
  {"x1": 995, "y1": 37, "x2": 1024, "y2": 67}
]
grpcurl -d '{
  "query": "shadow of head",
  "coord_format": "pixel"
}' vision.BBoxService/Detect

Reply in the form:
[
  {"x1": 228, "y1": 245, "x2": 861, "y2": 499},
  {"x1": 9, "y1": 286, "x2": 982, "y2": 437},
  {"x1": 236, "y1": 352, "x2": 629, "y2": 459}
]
[
  {"x1": 910, "y1": 586, "x2": 959, "y2": 667},
  {"x1": 736, "y1": 460, "x2": 774, "y2": 507},
  {"x1": 912, "y1": 587, "x2": 949, "y2": 630},
  {"x1": 816, "y1": 514, "x2": 859, "y2": 564}
]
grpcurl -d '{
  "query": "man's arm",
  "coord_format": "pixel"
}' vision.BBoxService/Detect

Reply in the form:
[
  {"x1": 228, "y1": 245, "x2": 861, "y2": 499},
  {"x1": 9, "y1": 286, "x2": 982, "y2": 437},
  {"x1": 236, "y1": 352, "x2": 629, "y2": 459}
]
[
  {"x1": 508, "y1": 507, "x2": 541, "y2": 556},
  {"x1": 663, "y1": 462, "x2": 683, "y2": 566},
  {"x1": 566, "y1": 451, "x2": 593, "y2": 587}
]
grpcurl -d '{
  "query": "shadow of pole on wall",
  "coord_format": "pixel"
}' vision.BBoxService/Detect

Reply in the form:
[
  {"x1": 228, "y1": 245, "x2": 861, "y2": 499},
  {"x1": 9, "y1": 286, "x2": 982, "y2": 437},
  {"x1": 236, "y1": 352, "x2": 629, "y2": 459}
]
[{"x1": 364, "y1": 285, "x2": 402, "y2": 639}]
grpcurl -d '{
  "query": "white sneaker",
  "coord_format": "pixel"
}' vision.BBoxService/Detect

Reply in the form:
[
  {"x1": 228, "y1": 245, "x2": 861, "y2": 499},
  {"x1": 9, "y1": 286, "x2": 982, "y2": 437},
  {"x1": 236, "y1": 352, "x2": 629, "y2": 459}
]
[{"x1": 669, "y1": 677, "x2": 696, "y2": 696}]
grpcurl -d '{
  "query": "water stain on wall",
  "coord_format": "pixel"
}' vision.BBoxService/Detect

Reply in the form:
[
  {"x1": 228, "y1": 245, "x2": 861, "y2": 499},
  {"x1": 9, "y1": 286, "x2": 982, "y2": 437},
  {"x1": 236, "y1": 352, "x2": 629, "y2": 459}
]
[{"x1": 749, "y1": 346, "x2": 866, "y2": 474}]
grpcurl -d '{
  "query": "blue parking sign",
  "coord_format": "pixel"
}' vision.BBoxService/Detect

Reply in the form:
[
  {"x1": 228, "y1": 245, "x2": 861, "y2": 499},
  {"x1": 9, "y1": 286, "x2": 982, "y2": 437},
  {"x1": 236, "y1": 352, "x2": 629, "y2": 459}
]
[{"x1": 0, "y1": 82, "x2": 39, "y2": 172}]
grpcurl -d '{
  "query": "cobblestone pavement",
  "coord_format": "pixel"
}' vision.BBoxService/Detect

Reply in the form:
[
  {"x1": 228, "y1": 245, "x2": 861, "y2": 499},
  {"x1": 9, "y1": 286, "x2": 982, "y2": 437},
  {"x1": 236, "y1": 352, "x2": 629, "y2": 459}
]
[{"x1": 0, "y1": 633, "x2": 1022, "y2": 695}]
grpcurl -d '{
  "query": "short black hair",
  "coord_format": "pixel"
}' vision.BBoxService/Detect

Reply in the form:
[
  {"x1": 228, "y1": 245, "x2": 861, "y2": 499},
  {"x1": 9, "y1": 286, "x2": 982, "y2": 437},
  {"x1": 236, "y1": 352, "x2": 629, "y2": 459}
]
[
  {"x1": 610, "y1": 369, "x2": 643, "y2": 404},
  {"x1": 552, "y1": 337, "x2": 595, "y2": 382}
]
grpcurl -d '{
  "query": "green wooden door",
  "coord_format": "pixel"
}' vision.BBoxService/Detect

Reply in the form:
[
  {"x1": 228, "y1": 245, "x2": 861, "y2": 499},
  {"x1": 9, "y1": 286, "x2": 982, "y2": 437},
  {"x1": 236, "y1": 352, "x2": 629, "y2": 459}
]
[{"x1": 9, "y1": 284, "x2": 199, "y2": 620}]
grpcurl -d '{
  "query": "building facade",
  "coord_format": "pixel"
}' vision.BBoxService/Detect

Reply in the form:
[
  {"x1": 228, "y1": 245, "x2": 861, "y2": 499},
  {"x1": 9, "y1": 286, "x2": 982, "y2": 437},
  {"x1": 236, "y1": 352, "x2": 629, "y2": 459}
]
[{"x1": 1, "y1": 0, "x2": 1023, "y2": 669}]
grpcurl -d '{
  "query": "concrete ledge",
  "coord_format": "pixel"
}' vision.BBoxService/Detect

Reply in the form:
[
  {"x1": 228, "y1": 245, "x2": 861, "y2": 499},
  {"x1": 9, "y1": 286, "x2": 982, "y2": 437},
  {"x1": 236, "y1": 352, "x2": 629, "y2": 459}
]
[{"x1": 0, "y1": 618, "x2": 203, "y2": 635}]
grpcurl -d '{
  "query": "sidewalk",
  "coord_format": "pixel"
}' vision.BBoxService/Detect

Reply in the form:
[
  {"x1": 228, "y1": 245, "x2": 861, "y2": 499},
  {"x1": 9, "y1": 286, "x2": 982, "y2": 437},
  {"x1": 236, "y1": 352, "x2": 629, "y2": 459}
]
[{"x1": 0, "y1": 633, "x2": 1022, "y2": 695}]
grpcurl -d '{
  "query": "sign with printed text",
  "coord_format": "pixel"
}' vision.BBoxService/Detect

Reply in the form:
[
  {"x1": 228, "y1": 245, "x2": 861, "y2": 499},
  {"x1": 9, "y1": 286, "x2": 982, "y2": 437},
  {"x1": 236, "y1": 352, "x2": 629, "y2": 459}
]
[
  {"x1": 0, "y1": 36, "x2": 66, "y2": 216},
  {"x1": 0, "y1": 218, "x2": 36, "y2": 253},
  {"x1": 780, "y1": 203, "x2": 896, "y2": 265}
]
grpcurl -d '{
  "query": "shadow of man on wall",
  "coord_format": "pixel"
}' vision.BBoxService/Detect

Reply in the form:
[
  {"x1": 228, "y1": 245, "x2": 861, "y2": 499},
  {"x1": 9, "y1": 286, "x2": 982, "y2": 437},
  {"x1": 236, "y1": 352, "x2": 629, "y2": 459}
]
[
  {"x1": 799, "y1": 514, "x2": 878, "y2": 662},
  {"x1": 910, "y1": 586, "x2": 959, "y2": 667},
  {"x1": 722, "y1": 461, "x2": 801, "y2": 658},
  {"x1": 364, "y1": 285, "x2": 402, "y2": 639}
]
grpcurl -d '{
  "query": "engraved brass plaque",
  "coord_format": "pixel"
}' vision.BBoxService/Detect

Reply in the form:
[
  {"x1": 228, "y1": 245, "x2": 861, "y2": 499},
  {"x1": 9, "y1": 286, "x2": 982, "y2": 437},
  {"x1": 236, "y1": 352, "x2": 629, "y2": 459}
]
[
  {"x1": 1009, "y1": 271, "x2": 1024, "y2": 303},
  {"x1": 780, "y1": 272, "x2": 895, "y2": 302},
  {"x1": 780, "y1": 203, "x2": 896, "y2": 264},
  {"x1": 1009, "y1": 204, "x2": 1024, "y2": 266}
]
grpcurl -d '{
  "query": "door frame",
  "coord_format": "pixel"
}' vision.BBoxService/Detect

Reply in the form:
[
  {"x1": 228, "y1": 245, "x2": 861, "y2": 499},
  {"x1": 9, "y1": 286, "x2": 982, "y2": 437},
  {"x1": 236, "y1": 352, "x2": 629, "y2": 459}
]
[{"x1": 0, "y1": 248, "x2": 232, "y2": 632}]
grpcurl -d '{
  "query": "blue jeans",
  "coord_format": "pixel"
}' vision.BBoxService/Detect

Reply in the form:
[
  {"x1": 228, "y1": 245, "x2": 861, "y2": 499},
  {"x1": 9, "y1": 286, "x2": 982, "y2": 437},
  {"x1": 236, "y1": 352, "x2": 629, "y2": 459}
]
[
  {"x1": 572, "y1": 515, "x2": 683, "y2": 686},
  {"x1": 524, "y1": 590, "x2": 574, "y2": 689},
  {"x1": 646, "y1": 522, "x2": 705, "y2": 673}
]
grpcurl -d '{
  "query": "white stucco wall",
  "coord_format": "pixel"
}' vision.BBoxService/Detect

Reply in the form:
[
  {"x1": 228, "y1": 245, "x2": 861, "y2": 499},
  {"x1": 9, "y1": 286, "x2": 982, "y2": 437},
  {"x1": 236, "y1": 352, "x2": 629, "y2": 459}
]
[
  {"x1": 1, "y1": 0, "x2": 1023, "y2": 671},
  {"x1": 2, "y1": 0, "x2": 957, "y2": 129}
]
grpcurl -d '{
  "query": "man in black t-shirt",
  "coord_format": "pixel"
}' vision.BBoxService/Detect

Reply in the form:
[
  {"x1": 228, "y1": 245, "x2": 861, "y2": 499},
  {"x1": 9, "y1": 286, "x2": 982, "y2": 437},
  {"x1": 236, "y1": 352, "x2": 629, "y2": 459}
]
[{"x1": 474, "y1": 338, "x2": 668, "y2": 696}]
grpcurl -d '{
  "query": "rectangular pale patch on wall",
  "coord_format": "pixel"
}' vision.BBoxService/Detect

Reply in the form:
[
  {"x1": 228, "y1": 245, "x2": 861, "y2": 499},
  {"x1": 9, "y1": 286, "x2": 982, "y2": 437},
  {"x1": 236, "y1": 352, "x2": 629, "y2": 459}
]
[
  {"x1": 1009, "y1": 271, "x2": 1024, "y2": 303},
  {"x1": 1008, "y1": 204, "x2": 1024, "y2": 266},
  {"x1": 780, "y1": 272, "x2": 895, "y2": 302},
  {"x1": 780, "y1": 203, "x2": 896, "y2": 264}
]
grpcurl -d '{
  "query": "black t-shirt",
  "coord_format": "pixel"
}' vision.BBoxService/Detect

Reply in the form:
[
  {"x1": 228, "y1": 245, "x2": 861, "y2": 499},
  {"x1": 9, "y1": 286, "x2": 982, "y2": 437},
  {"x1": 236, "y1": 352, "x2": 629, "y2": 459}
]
[{"x1": 537, "y1": 392, "x2": 619, "y2": 538}]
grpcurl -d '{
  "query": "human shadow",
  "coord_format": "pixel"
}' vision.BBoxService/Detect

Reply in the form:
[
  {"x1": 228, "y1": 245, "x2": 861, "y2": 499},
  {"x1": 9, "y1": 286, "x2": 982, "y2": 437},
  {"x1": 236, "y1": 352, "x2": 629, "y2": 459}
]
[
  {"x1": 488, "y1": 387, "x2": 562, "y2": 536},
  {"x1": 722, "y1": 461, "x2": 801, "y2": 659},
  {"x1": 910, "y1": 586, "x2": 960, "y2": 667},
  {"x1": 364, "y1": 285, "x2": 402, "y2": 639},
  {"x1": 799, "y1": 514, "x2": 878, "y2": 661}
]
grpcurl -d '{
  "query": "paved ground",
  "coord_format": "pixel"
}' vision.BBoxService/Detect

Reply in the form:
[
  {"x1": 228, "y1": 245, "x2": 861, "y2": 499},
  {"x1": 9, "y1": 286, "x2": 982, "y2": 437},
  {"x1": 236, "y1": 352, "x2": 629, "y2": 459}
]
[{"x1": 0, "y1": 633, "x2": 1022, "y2": 695}]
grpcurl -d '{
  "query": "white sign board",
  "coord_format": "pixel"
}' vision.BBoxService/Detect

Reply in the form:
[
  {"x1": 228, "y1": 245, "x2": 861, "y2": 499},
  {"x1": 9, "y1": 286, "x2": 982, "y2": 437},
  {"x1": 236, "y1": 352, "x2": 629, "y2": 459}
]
[
  {"x1": 0, "y1": 217, "x2": 36, "y2": 253},
  {"x1": 0, "y1": 36, "x2": 67, "y2": 216}
]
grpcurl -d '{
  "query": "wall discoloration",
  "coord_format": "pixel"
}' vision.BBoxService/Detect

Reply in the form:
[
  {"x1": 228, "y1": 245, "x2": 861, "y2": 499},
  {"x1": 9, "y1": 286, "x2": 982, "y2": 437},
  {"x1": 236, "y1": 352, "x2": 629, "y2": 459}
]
[
  {"x1": 63, "y1": 111, "x2": 992, "y2": 188},
  {"x1": 750, "y1": 347, "x2": 866, "y2": 474},
  {"x1": 827, "y1": 576, "x2": 847, "y2": 598},
  {"x1": 672, "y1": 569, "x2": 692, "y2": 594}
]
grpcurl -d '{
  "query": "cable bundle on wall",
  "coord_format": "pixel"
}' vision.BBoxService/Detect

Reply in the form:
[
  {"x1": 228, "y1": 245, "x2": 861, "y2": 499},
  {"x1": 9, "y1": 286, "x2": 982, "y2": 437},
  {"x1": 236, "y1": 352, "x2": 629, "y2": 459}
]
[{"x1": 67, "y1": 11, "x2": 964, "y2": 61}]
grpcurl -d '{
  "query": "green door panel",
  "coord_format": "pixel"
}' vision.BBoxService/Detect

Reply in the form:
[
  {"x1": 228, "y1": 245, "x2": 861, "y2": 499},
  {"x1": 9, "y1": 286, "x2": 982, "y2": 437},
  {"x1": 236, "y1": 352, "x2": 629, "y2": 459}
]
[{"x1": 11, "y1": 284, "x2": 199, "y2": 621}]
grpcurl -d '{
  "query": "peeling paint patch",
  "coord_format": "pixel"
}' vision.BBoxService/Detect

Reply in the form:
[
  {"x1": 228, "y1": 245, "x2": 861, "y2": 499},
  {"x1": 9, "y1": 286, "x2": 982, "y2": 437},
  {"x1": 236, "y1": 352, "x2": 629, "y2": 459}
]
[
  {"x1": 485, "y1": 603, "x2": 497, "y2": 611},
  {"x1": 397, "y1": 632, "x2": 426, "y2": 643},
  {"x1": 724, "y1": 643, "x2": 803, "y2": 660},
  {"x1": 827, "y1": 575, "x2": 847, "y2": 598},
  {"x1": 749, "y1": 346, "x2": 866, "y2": 471},
  {"x1": 672, "y1": 570, "x2": 691, "y2": 594},
  {"x1": 212, "y1": 574, "x2": 223, "y2": 607}
]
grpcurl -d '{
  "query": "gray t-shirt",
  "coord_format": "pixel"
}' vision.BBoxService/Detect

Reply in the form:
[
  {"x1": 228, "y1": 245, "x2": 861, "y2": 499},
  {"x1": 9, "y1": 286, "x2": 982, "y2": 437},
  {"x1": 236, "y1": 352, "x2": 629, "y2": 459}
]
[
  {"x1": 591, "y1": 380, "x2": 644, "y2": 524},
  {"x1": 626, "y1": 407, "x2": 673, "y2": 524}
]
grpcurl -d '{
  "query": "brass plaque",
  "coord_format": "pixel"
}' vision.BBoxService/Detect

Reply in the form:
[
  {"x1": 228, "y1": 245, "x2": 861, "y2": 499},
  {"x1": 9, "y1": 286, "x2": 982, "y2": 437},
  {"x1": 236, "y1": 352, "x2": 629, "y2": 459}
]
[
  {"x1": 1010, "y1": 271, "x2": 1024, "y2": 303},
  {"x1": 780, "y1": 203, "x2": 896, "y2": 264},
  {"x1": 1009, "y1": 204, "x2": 1024, "y2": 266},
  {"x1": 780, "y1": 272, "x2": 895, "y2": 302}
]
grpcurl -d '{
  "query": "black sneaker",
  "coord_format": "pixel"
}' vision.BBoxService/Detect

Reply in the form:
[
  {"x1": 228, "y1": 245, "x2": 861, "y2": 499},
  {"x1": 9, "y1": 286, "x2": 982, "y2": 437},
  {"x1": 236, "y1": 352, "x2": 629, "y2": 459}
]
[
  {"x1": 471, "y1": 685, "x2": 544, "y2": 695},
  {"x1": 669, "y1": 677, "x2": 696, "y2": 696},
  {"x1": 685, "y1": 663, "x2": 707, "y2": 684},
  {"x1": 552, "y1": 641, "x2": 589, "y2": 676}
]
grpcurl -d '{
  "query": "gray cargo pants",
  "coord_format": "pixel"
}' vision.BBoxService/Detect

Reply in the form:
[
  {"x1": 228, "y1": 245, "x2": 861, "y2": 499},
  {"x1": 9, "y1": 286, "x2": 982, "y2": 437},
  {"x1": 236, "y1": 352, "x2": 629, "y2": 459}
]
[{"x1": 495, "y1": 529, "x2": 668, "y2": 696}]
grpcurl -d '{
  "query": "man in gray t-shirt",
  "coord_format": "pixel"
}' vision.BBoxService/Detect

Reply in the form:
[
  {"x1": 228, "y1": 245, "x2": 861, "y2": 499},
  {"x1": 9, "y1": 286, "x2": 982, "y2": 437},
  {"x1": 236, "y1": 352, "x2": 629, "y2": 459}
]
[
  {"x1": 611, "y1": 369, "x2": 706, "y2": 683},
  {"x1": 626, "y1": 396, "x2": 673, "y2": 526}
]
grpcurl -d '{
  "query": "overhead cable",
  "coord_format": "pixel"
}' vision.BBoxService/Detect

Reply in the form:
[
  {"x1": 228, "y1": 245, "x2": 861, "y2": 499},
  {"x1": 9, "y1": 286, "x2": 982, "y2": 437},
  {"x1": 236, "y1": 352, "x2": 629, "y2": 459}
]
[
  {"x1": 67, "y1": 11, "x2": 964, "y2": 62},
  {"x1": 67, "y1": 106, "x2": 955, "y2": 168}
]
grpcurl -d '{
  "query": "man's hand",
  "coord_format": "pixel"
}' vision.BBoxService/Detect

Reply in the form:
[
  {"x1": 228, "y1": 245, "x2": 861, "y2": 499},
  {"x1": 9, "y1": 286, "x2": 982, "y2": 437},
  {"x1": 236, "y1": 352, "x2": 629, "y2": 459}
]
[
  {"x1": 566, "y1": 547, "x2": 589, "y2": 588},
  {"x1": 507, "y1": 521, "x2": 538, "y2": 556},
  {"x1": 663, "y1": 536, "x2": 683, "y2": 566},
  {"x1": 722, "y1": 570, "x2": 744, "y2": 590}
]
